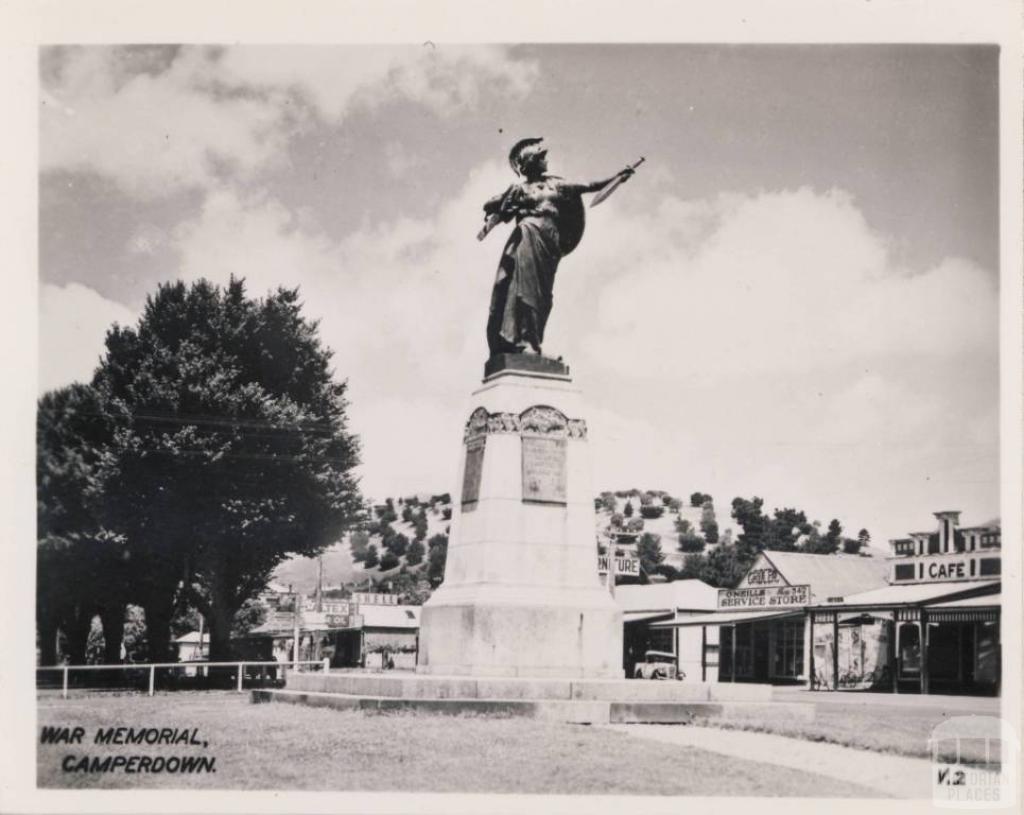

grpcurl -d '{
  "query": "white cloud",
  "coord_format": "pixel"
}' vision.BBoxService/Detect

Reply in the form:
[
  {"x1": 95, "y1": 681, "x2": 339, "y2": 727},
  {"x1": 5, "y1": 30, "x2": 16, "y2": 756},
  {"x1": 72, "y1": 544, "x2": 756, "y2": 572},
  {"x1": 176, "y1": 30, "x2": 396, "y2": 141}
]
[
  {"x1": 38, "y1": 283, "x2": 135, "y2": 393},
  {"x1": 577, "y1": 188, "x2": 998, "y2": 380},
  {"x1": 158, "y1": 175, "x2": 1001, "y2": 544},
  {"x1": 217, "y1": 45, "x2": 537, "y2": 121},
  {"x1": 41, "y1": 45, "x2": 537, "y2": 197},
  {"x1": 41, "y1": 48, "x2": 295, "y2": 197}
]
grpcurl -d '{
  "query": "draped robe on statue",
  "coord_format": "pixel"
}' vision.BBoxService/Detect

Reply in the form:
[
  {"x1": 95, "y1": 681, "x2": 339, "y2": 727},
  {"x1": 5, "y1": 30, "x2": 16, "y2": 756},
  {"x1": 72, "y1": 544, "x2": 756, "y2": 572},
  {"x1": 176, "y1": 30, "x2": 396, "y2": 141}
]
[{"x1": 485, "y1": 178, "x2": 585, "y2": 357}]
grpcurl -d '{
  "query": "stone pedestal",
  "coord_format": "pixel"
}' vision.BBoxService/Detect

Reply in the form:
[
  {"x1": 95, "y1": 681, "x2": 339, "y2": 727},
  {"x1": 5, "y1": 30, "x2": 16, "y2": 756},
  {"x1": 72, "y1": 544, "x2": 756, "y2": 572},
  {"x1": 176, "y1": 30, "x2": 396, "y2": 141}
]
[{"x1": 417, "y1": 357, "x2": 623, "y2": 678}]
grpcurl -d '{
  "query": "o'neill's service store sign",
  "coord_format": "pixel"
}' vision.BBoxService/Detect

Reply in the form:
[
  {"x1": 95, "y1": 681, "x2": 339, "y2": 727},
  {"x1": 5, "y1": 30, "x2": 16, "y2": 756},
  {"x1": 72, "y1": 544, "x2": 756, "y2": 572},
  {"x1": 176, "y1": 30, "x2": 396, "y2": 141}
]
[{"x1": 718, "y1": 582, "x2": 810, "y2": 610}]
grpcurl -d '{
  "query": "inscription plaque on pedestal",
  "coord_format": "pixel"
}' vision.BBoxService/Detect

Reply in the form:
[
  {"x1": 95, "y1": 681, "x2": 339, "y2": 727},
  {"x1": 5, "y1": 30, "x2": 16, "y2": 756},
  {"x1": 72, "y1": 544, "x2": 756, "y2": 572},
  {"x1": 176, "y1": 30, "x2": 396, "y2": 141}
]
[
  {"x1": 521, "y1": 436, "x2": 567, "y2": 504},
  {"x1": 461, "y1": 438, "x2": 485, "y2": 508}
]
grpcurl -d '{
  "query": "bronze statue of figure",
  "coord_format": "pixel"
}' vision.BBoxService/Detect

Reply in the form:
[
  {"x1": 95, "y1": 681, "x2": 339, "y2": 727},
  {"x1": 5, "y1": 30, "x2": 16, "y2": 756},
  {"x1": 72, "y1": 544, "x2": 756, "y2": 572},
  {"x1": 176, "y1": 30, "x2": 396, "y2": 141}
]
[{"x1": 480, "y1": 138, "x2": 637, "y2": 358}]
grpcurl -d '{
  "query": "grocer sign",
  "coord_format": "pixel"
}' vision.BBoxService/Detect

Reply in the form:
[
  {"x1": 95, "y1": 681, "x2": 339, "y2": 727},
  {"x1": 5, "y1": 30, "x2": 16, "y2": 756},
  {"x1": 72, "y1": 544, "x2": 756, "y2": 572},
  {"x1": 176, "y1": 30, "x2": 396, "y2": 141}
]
[
  {"x1": 718, "y1": 584, "x2": 810, "y2": 610},
  {"x1": 598, "y1": 556, "x2": 640, "y2": 576}
]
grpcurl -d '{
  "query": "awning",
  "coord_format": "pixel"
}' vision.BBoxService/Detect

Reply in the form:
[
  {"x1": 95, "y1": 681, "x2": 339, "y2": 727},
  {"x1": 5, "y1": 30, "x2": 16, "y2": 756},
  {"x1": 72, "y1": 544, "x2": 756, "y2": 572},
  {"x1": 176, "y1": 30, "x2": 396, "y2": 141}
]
[
  {"x1": 927, "y1": 593, "x2": 1001, "y2": 608},
  {"x1": 924, "y1": 593, "x2": 1001, "y2": 623},
  {"x1": 809, "y1": 580, "x2": 999, "y2": 610},
  {"x1": 623, "y1": 611, "x2": 674, "y2": 624},
  {"x1": 649, "y1": 609, "x2": 803, "y2": 628}
]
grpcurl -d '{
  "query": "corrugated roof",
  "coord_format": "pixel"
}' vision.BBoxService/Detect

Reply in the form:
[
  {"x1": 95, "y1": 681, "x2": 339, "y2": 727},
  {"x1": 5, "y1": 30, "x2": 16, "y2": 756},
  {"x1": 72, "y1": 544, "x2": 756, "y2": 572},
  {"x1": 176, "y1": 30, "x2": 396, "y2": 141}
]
[
  {"x1": 650, "y1": 608, "x2": 803, "y2": 628},
  {"x1": 614, "y1": 580, "x2": 718, "y2": 613},
  {"x1": 927, "y1": 593, "x2": 1001, "y2": 609},
  {"x1": 814, "y1": 580, "x2": 999, "y2": 608},
  {"x1": 760, "y1": 552, "x2": 889, "y2": 601},
  {"x1": 623, "y1": 611, "x2": 674, "y2": 623}
]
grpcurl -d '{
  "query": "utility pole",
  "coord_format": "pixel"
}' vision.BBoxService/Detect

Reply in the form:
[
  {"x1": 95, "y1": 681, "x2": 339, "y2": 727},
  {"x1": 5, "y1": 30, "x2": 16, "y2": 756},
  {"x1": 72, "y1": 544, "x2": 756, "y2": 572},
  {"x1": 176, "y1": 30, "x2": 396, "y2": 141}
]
[
  {"x1": 315, "y1": 556, "x2": 324, "y2": 613},
  {"x1": 290, "y1": 585, "x2": 301, "y2": 667}
]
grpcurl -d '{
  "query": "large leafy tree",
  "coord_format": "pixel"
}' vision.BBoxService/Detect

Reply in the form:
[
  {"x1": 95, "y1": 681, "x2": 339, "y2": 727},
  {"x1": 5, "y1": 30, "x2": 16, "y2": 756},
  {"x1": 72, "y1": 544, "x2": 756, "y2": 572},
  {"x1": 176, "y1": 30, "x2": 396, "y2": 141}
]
[
  {"x1": 730, "y1": 497, "x2": 767, "y2": 553},
  {"x1": 635, "y1": 532, "x2": 664, "y2": 583},
  {"x1": 91, "y1": 278, "x2": 362, "y2": 660},
  {"x1": 37, "y1": 383, "x2": 128, "y2": 664},
  {"x1": 679, "y1": 543, "x2": 756, "y2": 588}
]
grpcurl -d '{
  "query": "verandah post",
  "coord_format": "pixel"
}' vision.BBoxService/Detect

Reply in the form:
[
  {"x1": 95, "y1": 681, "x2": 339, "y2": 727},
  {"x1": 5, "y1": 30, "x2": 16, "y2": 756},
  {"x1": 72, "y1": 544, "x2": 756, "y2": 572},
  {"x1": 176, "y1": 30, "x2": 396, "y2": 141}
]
[
  {"x1": 808, "y1": 612, "x2": 815, "y2": 691},
  {"x1": 832, "y1": 614, "x2": 839, "y2": 691}
]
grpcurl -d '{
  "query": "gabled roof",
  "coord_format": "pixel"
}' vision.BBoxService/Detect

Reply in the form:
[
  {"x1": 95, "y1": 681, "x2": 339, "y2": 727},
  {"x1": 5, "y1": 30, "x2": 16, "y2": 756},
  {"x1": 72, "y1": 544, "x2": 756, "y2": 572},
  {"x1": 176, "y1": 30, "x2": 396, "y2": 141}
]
[
  {"x1": 614, "y1": 580, "x2": 718, "y2": 613},
  {"x1": 758, "y1": 551, "x2": 889, "y2": 602}
]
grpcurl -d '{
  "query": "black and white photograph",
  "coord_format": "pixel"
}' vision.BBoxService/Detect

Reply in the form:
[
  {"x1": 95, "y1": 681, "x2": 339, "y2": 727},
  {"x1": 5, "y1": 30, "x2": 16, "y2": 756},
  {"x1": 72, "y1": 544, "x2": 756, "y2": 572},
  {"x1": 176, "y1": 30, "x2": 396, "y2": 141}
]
[{"x1": 1, "y1": 2, "x2": 1021, "y2": 813}]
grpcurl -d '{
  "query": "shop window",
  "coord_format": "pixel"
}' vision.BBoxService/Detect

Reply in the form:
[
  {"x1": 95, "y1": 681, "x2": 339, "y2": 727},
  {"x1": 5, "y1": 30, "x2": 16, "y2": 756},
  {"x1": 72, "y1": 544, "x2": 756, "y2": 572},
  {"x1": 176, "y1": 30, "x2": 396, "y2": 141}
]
[
  {"x1": 899, "y1": 623, "x2": 921, "y2": 678},
  {"x1": 927, "y1": 623, "x2": 961, "y2": 681},
  {"x1": 720, "y1": 625, "x2": 753, "y2": 679},
  {"x1": 646, "y1": 628, "x2": 674, "y2": 655},
  {"x1": 894, "y1": 563, "x2": 915, "y2": 581},
  {"x1": 979, "y1": 558, "x2": 1000, "y2": 577},
  {"x1": 772, "y1": 620, "x2": 804, "y2": 678},
  {"x1": 975, "y1": 621, "x2": 999, "y2": 688}
]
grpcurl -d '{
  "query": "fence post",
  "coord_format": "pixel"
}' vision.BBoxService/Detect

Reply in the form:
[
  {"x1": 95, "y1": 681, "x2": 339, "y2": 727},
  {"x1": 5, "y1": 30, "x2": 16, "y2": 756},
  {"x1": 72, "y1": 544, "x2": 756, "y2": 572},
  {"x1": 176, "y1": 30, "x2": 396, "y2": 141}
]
[
  {"x1": 237, "y1": 663, "x2": 244, "y2": 693},
  {"x1": 323, "y1": 657, "x2": 330, "y2": 674},
  {"x1": 148, "y1": 665, "x2": 155, "y2": 696},
  {"x1": 62, "y1": 666, "x2": 68, "y2": 699}
]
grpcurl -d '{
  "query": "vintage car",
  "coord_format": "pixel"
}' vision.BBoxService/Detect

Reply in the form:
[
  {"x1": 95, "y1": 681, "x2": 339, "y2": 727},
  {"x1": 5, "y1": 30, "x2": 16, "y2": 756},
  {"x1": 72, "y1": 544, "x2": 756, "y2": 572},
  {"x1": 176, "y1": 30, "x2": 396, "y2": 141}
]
[{"x1": 633, "y1": 650, "x2": 685, "y2": 680}]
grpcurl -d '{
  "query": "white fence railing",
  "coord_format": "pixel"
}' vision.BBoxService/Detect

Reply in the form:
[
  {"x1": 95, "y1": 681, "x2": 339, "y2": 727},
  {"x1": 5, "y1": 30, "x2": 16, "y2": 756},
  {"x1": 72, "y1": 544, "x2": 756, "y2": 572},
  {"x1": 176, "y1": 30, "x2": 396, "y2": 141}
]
[{"x1": 37, "y1": 659, "x2": 330, "y2": 698}]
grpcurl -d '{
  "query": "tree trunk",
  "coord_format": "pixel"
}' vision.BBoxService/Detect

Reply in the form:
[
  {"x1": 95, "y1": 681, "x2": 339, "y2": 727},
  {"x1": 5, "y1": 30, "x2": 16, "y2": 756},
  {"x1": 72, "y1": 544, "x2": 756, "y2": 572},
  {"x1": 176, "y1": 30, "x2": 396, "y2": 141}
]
[
  {"x1": 206, "y1": 593, "x2": 236, "y2": 663},
  {"x1": 98, "y1": 603, "x2": 127, "y2": 663},
  {"x1": 142, "y1": 595, "x2": 175, "y2": 663},
  {"x1": 38, "y1": 614, "x2": 59, "y2": 666},
  {"x1": 61, "y1": 603, "x2": 94, "y2": 665}
]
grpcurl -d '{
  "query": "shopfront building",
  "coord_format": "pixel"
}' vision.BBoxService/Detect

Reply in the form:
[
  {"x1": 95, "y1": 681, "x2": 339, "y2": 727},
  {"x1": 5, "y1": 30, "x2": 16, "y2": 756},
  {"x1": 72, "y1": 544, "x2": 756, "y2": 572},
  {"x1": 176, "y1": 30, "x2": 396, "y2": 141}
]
[
  {"x1": 644, "y1": 511, "x2": 1000, "y2": 694},
  {"x1": 807, "y1": 511, "x2": 1001, "y2": 695},
  {"x1": 649, "y1": 551, "x2": 889, "y2": 685}
]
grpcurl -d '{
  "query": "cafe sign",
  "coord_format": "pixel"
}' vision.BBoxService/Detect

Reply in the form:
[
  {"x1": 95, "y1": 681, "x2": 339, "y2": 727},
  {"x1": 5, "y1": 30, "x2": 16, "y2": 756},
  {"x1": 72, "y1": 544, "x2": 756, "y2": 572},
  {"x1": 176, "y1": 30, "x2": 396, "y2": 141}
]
[{"x1": 718, "y1": 584, "x2": 811, "y2": 610}]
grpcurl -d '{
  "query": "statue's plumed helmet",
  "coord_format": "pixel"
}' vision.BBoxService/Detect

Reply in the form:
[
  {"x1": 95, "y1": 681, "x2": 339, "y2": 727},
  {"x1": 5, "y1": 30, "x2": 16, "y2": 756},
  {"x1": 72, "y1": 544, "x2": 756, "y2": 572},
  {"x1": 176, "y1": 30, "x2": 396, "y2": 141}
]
[{"x1": 509, "y1": 137, "x2": 547, "y2": 176}]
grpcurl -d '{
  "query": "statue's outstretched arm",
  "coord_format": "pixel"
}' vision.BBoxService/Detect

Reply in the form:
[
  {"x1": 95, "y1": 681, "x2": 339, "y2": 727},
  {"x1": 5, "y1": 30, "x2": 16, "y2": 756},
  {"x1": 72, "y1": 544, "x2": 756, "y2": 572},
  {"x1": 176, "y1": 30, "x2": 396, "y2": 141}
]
[{"x1": 561, "y1": 167, "x2": 635, "y2": 195}]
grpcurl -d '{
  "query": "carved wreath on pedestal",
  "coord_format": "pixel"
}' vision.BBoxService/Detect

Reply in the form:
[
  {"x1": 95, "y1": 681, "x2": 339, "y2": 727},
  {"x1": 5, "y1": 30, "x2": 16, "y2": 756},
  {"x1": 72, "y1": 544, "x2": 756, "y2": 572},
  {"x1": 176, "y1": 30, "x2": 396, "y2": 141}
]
[{"x1": 463, "y1": 405, "x2": 587, "y2": 443}]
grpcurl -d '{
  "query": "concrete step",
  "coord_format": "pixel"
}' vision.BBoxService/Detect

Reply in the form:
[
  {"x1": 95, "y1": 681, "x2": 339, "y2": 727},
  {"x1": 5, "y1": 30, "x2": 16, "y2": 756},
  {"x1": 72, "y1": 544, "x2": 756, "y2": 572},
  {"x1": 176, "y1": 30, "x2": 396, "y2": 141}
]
[
  {"x1": 283, "y1": 672, "x2": 773, "y2": 702},
  {"x1": 252, "y1": 688, "x2": 813, "y2": 725}
]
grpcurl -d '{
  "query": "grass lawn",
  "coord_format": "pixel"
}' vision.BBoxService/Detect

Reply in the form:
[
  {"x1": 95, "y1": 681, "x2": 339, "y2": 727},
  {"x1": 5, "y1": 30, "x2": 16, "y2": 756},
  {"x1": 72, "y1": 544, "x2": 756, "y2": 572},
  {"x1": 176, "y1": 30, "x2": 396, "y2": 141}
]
[
  {"x1": 37, "y1": 692, "x2": 879, "y2": 796},
  {"x1": 709, "y1": 703, "x2": 991, "y2": 763}
]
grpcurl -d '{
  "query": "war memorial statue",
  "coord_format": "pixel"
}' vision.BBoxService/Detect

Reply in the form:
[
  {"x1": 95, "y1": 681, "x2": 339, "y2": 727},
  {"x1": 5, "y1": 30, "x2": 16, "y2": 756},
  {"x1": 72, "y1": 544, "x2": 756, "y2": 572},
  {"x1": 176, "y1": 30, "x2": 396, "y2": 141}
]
[
  {"x1": 411, "y1": 139, "x2": 646, "y2": 679},
  {"x1": 479, "y1": 138, "x2": 641, "y2": 358},
  {"x1": 262, "y1": 141, "x2": 769, "y2": 710}
]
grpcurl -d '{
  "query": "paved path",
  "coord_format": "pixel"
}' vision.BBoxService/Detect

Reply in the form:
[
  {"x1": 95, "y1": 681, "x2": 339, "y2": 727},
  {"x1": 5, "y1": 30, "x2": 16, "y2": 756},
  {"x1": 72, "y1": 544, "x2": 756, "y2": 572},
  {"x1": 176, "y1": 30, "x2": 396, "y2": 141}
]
[{"x1": 606, "y1": 724, "x2": 933, "y2": 798}]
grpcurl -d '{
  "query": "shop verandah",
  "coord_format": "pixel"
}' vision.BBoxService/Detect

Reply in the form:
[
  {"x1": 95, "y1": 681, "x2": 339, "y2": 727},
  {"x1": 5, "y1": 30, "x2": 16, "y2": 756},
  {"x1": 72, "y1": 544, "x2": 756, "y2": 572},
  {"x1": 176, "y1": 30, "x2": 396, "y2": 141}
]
[
  {"x1": 807, "y1": 586, "x2": 1000, "y2": 696},
  {"x1": 648, "y1": 582, "x2": 1000, "y2": 696}
]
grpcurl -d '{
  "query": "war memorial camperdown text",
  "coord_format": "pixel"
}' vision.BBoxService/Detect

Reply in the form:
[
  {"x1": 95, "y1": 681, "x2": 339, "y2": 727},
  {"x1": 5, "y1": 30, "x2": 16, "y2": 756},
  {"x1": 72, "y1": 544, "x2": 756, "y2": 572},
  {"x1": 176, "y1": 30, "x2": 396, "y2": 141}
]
[{"x1": 41, "y1": 726, "x2": 216, "y2": 775}]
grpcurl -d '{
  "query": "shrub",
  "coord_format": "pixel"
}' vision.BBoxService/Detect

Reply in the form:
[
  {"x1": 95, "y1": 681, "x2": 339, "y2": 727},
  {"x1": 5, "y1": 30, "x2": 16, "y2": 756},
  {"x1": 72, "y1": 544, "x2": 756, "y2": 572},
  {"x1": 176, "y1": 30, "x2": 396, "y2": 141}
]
[{"x1": 406, "y1": 540, "x2": 426, "y2": 565}]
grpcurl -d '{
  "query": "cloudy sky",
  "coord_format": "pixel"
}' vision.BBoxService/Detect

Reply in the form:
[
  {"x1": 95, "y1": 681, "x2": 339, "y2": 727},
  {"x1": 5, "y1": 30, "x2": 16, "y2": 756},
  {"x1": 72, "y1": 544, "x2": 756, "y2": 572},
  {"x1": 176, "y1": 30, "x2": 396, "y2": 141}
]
[{"x1": 38, "y1": 44, "x2": 1000, "y2": 545}]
